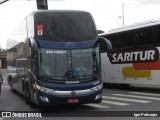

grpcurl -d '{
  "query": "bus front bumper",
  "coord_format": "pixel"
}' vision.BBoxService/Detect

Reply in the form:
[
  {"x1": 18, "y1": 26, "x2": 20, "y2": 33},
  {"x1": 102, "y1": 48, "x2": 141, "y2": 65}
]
[{"x1": 34, "y1": 84, "x2": 103, "y2": 106}]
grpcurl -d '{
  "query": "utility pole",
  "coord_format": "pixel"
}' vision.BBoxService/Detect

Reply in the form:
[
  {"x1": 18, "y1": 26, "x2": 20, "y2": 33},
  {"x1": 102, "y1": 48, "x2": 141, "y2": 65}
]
[{"x1": 122, "y1": 4, "x2": 124, "y2": 26}]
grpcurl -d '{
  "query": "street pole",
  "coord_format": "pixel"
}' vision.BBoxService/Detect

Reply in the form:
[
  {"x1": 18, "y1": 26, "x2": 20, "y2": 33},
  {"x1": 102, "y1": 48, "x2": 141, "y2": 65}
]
[{"x1": 122, "y1": 4, "x2": 124, "y2": 26}]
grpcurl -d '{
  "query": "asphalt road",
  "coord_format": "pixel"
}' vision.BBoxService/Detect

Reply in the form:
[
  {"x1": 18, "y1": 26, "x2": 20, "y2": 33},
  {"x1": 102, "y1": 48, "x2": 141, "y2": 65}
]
[{"x1": 1, "y1": 69, "x2": 160, "y2": 120}]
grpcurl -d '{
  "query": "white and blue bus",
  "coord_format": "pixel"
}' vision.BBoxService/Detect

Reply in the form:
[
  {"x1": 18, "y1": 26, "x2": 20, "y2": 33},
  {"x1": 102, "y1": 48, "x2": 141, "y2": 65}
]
[
  {"x1": 99, "y1": 19, "x2": 160, "y2": 87},
  {"x1": 6, "y1": 10, "x2": 111, "y2": 107}
]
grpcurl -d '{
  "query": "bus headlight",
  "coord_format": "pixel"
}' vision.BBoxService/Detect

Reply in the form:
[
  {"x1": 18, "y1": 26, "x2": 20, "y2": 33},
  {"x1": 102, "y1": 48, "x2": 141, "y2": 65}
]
[
  {"x1": 36, "y1": 85, "x2": 55, "y2": 94},
  {"x1": 95, "y1": 93, "x2": 102, "y2": 100},
  {"x1": 40, "y1": 96, "x2": 49, "y2": 103},
  {"x1": 91, "y1": 83, "x2": 103, "y2": 91}
]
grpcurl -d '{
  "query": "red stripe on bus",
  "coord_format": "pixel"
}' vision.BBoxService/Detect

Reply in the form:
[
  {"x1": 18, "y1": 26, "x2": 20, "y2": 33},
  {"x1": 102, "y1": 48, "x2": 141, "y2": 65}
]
[{"x1": 133, "y1": 61, "x2": 160, "y2": 70}]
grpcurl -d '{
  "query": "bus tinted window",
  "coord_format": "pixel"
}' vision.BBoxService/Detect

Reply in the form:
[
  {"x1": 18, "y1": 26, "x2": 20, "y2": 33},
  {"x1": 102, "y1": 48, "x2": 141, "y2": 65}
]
[
  {"x1": 126, "y1": 31, "x2": 134, "y2": 47},
  {"x1": 7, "y1": 20, "x2": 27, "y2": 50},
  {"x1": 144, "y1": 27, "x2": 153, "y2": 45},
  {"x1": 135, "y1": 30, "x2": 144, "y2": 46},
  {"x1": 155, "y1": 26, "x2": 160, "y2": 44},
  {"x1": 119, "y1": 32, "x2": 134, "y2": 48},
  {"x1": 119, "y1": 33, "x2": 126, "y2": 48},
  {"x1": 108, "y1": 34, "x2": 118, "y2": 49},
  {"x1": 34, "y1": 11, "x2": 97, "y2": 41}
]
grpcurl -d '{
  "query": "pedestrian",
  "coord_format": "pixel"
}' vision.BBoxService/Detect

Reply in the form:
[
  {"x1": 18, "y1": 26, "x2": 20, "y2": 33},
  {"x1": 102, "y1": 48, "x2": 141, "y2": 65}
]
[{"x1": 0, "y1": 72, "x2": 3, "y2": 95}]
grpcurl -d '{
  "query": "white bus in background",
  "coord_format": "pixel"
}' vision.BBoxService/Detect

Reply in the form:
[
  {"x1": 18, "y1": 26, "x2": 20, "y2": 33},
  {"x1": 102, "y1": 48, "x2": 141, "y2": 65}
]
[{"x1": 99, "y1": 19, "x2": 160, "y2": 86}]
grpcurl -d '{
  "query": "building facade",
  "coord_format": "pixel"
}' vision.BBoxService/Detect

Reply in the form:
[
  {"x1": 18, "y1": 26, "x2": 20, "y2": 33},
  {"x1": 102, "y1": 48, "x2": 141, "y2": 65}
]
[{"x1": 0, "y1": 49, "x2": 6, "y2": 69}]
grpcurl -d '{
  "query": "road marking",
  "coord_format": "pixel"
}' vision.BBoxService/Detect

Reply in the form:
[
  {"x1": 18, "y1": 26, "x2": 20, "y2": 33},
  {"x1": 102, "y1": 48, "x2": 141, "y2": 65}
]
[
  {"x1": 129, "y1": 92, "x2": 160, "y2": 97},
  {"x1": 87, "y1": 104, "x2": 109, "y2": 108},
  {"x1": 103, "y1": 96, "x2": 151, "y2": 103},
  {"x1": 113, "y1": 94, "x2": 160, "y2": 100},
  {"x1": 2, "y1": 86, "x2": 10, "y2": 88},
  {"x1": 102, "y1": 100, "x2": 129, "y2": 106}
]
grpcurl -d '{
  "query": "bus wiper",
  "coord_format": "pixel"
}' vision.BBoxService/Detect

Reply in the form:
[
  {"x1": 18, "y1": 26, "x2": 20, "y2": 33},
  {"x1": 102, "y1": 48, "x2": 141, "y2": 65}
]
[
  {"x1": 83, "y1": 75, "x2": 101, "y2": 80},
  {"x1": 40, "y1": 75, "x2": 54, "y2": 81},
  {"x1": 41, "y1": 75, "x2": 63, "y2": 81}
]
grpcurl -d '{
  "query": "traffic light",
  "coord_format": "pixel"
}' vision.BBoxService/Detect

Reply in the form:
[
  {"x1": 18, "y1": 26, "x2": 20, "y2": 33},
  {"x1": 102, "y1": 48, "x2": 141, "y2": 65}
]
[{"x1": 36, "y1": 0, "x2": 48, "y2": 10}]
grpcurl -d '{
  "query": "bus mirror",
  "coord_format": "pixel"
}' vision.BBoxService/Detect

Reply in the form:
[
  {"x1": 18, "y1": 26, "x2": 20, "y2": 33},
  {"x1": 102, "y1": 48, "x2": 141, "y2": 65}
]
[
  {"x1": 98, "y1": 37, "x2": 112, "y2": 55},
  {"x1": 36, "y1": 0, "x2": 48, "y2": 10},
  {"x1": 97, "y1": 30, "x2": 105, "y2": 34}
]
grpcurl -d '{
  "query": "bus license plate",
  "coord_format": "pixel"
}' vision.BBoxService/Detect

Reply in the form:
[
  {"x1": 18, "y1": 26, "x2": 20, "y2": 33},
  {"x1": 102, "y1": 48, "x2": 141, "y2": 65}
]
[{"x1": 68, "y1": 98, "x2": 79, "y2": 103}]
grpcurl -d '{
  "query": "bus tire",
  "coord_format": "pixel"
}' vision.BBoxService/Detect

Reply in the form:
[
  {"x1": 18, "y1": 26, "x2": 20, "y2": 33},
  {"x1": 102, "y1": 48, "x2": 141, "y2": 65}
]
[{"x1": 25, "y1": 84, "x2": 37, "y2": 108}]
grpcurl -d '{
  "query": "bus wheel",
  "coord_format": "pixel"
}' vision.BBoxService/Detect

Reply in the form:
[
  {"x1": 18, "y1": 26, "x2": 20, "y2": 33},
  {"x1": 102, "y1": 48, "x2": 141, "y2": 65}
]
[{"x1": 25, "y1": 85, "x2": 37, "y2": 108}]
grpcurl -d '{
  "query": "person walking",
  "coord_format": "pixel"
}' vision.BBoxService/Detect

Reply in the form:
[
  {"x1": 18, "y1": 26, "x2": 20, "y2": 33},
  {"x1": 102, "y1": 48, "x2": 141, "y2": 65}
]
[{"x1": 0, "y1": 72, "x2": 3, "y2": 95}]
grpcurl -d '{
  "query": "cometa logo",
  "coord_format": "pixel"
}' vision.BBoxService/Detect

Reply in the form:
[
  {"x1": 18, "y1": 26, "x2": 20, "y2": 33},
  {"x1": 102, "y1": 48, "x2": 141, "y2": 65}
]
[
  {"x1": 109, "y1": 48, "x2": 159, "y2": 64},
  {"x1": 66, "y1": 81, "x2": 80, "y2": 84}
]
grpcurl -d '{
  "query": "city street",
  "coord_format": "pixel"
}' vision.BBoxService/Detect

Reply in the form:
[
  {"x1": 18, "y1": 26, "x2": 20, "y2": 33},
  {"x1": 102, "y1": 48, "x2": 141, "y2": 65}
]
[
  {"x1": 1, "y1": 1, "x2": 160, "y2": 120},
  {"x1": 0, "y1": 69, "x2": 160, "y2": 120}
]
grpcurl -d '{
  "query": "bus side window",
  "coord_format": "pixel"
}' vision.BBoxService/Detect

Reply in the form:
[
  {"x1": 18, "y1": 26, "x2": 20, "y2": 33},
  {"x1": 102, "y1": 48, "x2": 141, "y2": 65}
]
[
  {"x1": 119, "y1": 33, "x2": 126, "y2": 48},
  {"x1": 31, "y1": 58, "x2": 37, "y2": 76},
  {"x1": 109, "y1": 34, "x2": 118, "y2": 49},
  {"x1": 135, "y1": 30, "x2": 144, "y2": 46},
  {"x1": 119, "y1": 32, "x2": 134, "y2": 48},
  {"x1": 155, "y1": 26, "x2": 160, "y2": 44},
  {"x1": 126, "y1": 31, "x2": 134, "y2": 48},
  {"x1": 144, "y1": 27, "x2": 153, "y2": 45},
  {"x1": 16, "y1": 59, "x2": 21, "y2": 74}
]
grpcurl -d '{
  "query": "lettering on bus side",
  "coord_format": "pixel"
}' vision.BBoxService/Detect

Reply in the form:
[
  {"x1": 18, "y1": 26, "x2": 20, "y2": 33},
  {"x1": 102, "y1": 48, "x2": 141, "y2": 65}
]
[{"x1": 109, "y1": 48, "x2": 159, "y2": 64}]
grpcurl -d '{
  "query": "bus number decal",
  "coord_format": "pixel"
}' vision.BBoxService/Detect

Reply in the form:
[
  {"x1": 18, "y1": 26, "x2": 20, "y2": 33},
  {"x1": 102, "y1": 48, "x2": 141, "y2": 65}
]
[{"x1": 37, "y1": 25, "x2": 43, "y2": 35}]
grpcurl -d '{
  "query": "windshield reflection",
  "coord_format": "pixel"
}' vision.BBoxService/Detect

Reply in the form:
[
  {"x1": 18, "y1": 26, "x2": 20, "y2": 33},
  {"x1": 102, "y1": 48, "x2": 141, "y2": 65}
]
[{"x1": 38, "y1": 48, "x2": 100, "y2": 82}]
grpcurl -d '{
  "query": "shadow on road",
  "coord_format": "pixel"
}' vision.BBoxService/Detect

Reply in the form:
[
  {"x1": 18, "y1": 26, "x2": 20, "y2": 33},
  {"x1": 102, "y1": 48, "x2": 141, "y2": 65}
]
[{"x1": 103, "y1": 83, "x2": 160, "y2": 93}]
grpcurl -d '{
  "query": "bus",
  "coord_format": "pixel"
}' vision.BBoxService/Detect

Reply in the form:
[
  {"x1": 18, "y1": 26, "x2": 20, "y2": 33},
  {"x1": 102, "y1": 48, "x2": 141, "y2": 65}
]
[
  {"x1": 99, "y1": 19, "x2": 160, "y2": 86},
  {"x1": 6, "y1": 10, "x2": 111, "y2": 107}
]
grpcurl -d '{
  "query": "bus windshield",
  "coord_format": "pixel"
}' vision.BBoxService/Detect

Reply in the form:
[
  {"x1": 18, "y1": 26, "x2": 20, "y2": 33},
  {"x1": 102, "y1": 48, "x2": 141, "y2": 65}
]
[{"x1": 38, "y1": 47, "x2": 100, "y2": 82}]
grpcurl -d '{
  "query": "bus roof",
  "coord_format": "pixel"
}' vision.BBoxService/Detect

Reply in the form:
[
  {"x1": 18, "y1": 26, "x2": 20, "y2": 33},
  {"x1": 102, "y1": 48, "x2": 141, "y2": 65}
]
[
  {"x1": 30, "y1": 10, "x2": 89, "y2": 16},
  {"x1": 99, "y1": 18, "x2": 160, "y2": 36}
]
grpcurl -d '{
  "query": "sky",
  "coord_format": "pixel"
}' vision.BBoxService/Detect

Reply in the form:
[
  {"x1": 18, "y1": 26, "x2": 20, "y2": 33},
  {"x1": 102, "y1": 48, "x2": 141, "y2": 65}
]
[{"x1": 1, "y1": 0, "x2": 160, "y2": 49}]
